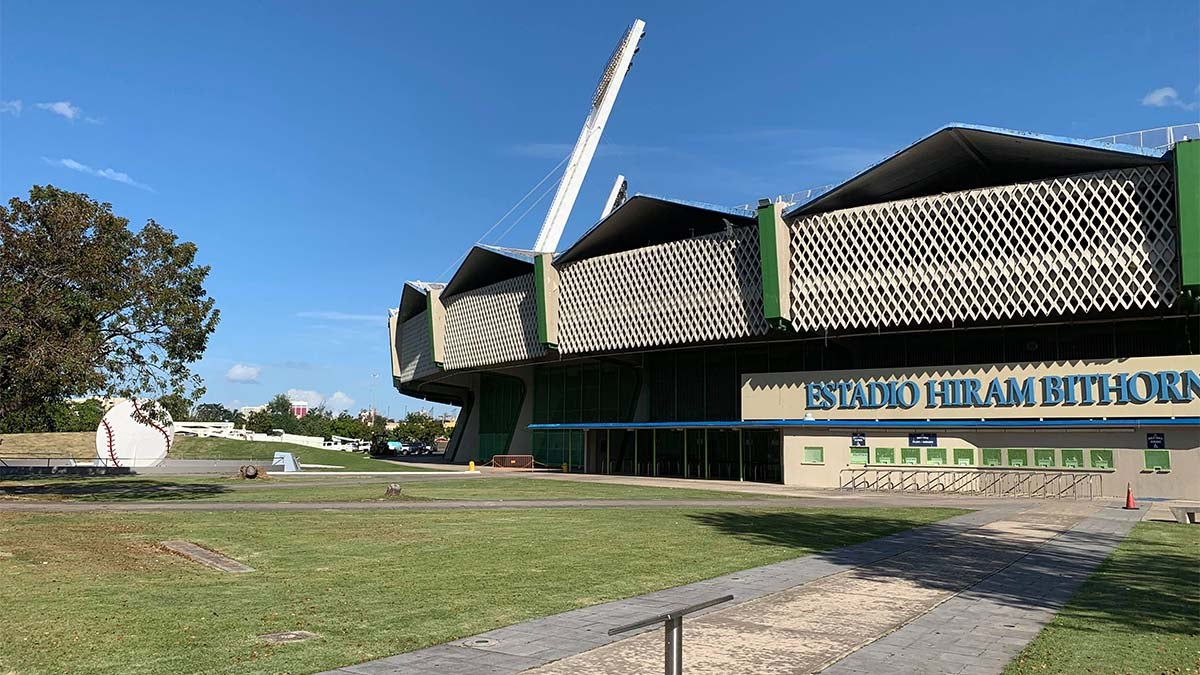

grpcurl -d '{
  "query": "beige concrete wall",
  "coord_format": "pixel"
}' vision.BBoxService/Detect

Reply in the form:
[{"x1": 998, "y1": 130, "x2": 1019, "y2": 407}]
[
  {"x1": 745, "y1": 355, "x2": 1200, "y2": 421},
  {"x1": 781, "y1": 427, "x2": 1198, "y2": 499}
]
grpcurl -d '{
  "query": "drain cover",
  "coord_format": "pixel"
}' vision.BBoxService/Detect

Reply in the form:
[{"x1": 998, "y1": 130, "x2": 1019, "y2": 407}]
[
  {"x1": 259, "y1": 630, "x2": 319, "y2": 644},
  {"x1": 463, "y1": 638, "x2": 498, "y2": 648}
]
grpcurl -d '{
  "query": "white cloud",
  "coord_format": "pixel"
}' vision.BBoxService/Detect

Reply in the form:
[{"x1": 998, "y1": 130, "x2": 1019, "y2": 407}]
[
  {"x1": 283, "y1": 389, "x2": 356, "y2": 412},
  {"x1": 43, "y1": 157, "x2": 153, "y2": 191},
  {"x1": 297, "y1": 311, "x2": 384, "y2": 322},
  {"x1": 286, "y1": 388, "x2": 324, "y2": 406},
  {"x1": 1141, "y1": 86, "x2": 1198, "y2": 111},
  {"x1": 225, "y1": 363, "x2": 261, "y2": 383},
  {"x1": 35, "y1": 100, "x2": 83, "y2": 120},
  {"x1": 0, "y1": 100, "x2": 21, "y2": 115},
  {"x1": 326, "y1": 391, "x2": 355, "y2": 412}
]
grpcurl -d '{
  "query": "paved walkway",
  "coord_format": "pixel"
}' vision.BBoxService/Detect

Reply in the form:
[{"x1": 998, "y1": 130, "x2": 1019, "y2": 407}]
[{"x1": 322, "y1": 501, "x2": 1141, "y2": 675}]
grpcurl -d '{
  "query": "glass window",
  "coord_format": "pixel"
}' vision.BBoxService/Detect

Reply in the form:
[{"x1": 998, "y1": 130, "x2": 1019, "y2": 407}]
[
  {"x1": 874, "y1": 447, "x2": 895, "y2": 464},
  {"x1": 953, "y1": 448, "x2": 974, "y2": 466},
  {"x1": 849, "y1": 447, "x2": 869, "y2": 465},
  {"x1": 925, "y1": 448, "x2": 947, "y2": 465},
  {"x1": 1061, "y1": 449, "x2": 1084, "y2": 468},
  {"x1": 901, "y1": 448, "x2": 920, "y2": 465},
  {"x1": 981, "y1": 448, "x2": 1002, "y2": 466},
  {"x1": 1090, "y1": 449, "x2": 1113, "y2": 469},
  {"x1": 803, "y1": 446, "x2": 824, "y2": 464},
  {"x1": 1007, "y1": 449, "x2": 1028, "y2": 467},
  {"x1": 1143, "y1": 450, "x2": 1171, "y2": 471},
  {"x1": 1034, "y1": 449, "x2": 1055, "y2": 467}
]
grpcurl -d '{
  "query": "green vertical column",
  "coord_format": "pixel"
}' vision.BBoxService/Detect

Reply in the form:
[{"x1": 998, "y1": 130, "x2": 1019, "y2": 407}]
[
  {"x1": 634, "y1": 429, "x2": 639, "y2": 476},
  {"x1": 1176, "y1": 140, "x2": 1200, "y2": 293},
  {"x1": 756, "y1": 201, "x2": 792, "y2": 329}
]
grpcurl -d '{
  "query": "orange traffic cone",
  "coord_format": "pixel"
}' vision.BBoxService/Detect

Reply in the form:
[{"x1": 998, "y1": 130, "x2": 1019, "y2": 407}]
[{"x1": 1123, "y1": 482, "x2": 1137, "y2": 510}]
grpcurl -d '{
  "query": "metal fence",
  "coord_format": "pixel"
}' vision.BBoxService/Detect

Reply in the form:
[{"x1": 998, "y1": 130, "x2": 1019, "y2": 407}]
[
  {"x1": 1091, "y1": 123, "x2": 1199, "y2": 150},
  {"x1": 839, "y1": 467, "x2": 1104, "y2": 499}
]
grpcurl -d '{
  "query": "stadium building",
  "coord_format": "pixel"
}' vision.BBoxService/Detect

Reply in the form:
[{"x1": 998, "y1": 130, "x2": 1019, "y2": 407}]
[{"x1": 390, "y1": 124, "x2": 1200, "y2": 499}]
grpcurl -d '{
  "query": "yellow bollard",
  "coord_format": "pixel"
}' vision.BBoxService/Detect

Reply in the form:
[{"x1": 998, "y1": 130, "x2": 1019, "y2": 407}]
[
  {"x1": 561, "y1": 463, "x2": 568, "y2": 473},
  {"x1": 468, "y1": 460, "x2": 475, "y2": 472}
]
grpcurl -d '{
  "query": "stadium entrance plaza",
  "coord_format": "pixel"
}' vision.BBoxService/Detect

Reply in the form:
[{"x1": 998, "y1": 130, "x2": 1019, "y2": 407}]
[{"x1": 323, "y1": 476, "x2": 1146, "y2": 675}]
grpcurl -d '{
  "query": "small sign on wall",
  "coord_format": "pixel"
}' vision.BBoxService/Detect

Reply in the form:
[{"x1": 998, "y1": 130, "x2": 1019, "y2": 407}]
[
  {"x1": 851, "y1": 433, "x2": 866, "y2": 448},
  {"x1": 908, "y1": 433, "x2": 938, "y2": 447},
  {"x1": 1146, "y1": 433, "x2": 1165, "y2": 449}
]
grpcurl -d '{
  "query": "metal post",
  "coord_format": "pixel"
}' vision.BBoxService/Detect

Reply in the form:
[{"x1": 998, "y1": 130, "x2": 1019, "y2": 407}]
[
  {"x1": 683, "y1": 429, "x2": 688, "y2": 478},
  {"x1": 653, "y1": 430, "x2": 658, "y2": 477},
  {"x1": 634, "y1": 428, "x2": 639, "y2": 476},
  {"x1": 664, "y1": 615, "x2": 683, "y2": 675},
  {"x1": 738, "y1": 429, "x2": 744, "y2": 482},
  {"x1": 606, "y1": 429, "x2": 611, "y2": 475}
]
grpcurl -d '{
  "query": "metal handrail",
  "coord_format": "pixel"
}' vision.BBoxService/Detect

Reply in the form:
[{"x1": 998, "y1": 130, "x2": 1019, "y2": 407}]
[
  {"x1": 608, "y1": 595, "x2": 734, "y2": 675},
  {"x1": 840, "y1": 467, "x2": 1103, "y2": 499}
]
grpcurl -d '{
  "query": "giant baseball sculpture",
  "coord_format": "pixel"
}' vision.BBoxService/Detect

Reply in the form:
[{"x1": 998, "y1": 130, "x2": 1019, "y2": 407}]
[{"x1": 95, "y1": 399, "x2": 174, "y2": 468}]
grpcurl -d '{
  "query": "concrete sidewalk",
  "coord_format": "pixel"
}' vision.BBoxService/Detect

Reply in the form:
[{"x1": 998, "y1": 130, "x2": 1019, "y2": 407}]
[{"x1": 323, "y1": 501, "x2": 1140, "y2": 675}]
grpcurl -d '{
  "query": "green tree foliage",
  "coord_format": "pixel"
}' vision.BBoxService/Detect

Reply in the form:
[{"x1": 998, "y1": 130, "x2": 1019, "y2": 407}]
[
  {"x1": 390, "y1": 411, "x2": 447, "y2": 444},
  {"x1": 157, "y1": 394, "x2": 192, "y2": 422},
  {"x1": 192, "y1": 403, "x2": 236, "y2": 423},
  {"x1": 0, "y1": 186, "x2": 219, "y2": 428},
  {"x1": 0, "y1": 399, "x2": 106, "y2": 434}
]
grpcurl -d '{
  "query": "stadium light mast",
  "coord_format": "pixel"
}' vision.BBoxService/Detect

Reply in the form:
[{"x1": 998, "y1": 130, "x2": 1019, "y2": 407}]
[{"x1": 531, "y1": 19, "x2": 646, "y2": 254}]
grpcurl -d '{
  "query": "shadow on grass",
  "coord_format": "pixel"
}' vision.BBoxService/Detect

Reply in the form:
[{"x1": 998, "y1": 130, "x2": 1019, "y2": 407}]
[
  {"x1": 0, "y1": 478, "x2": 231, "y2": 502},
  {"x1": 688, "y1": 510, "x2": 1198, "y2": 636}
]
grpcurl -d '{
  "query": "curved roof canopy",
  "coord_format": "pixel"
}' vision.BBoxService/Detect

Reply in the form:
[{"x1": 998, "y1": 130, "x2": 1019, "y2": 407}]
[
  {"x1": 554, "y1": 195, "x2": 755, "y2": 266},
  {"x1": 441, "y1": 245, "x2": 534, "y2": 299},
  {"x1": 786, "y1": 124, "x2": 1167, "y2": 218}
]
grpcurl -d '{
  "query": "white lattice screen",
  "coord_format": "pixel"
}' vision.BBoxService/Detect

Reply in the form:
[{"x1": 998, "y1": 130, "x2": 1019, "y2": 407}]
[
  {"x1": 788, "y1": 165, "x2": 1178, "y2": 332},
  {"x1": 443, "y1": 273, "x2": 547, "y2": 371},
  {"x1": 558, "y1": 226, "x2": 768, "y2": 354},
  {"x1": 398, "y1": 311, "x2": 439, "y2": 382}
]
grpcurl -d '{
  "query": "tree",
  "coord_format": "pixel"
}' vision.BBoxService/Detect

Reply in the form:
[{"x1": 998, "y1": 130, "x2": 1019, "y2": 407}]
[
  {"x1": 193, "y1": 403, "x2": 236, "y2": 423},
  {"x1": 157, "y1": 394, "x2": 192, "y2": 422},
  {"x1": 0, "y1": 186, "x2": 219, "y2": 427}
]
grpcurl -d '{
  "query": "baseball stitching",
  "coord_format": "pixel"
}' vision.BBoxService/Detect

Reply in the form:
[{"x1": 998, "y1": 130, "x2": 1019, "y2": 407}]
[
  {"x1": 132, "y1": 398, "x2": 173, "y2": 454},
  {"x1": 100, "y1": 418, "x2": 120, "y2": 467}
]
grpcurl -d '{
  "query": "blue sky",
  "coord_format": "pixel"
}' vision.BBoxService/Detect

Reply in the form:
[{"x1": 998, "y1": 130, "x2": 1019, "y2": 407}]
[{"x1": 1, "y1": 1, "x2": 1197, "y2": 417}]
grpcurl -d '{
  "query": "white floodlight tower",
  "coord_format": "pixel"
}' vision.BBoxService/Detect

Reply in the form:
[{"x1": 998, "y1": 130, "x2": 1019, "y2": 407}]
[
  {"x1": 600, "y1": 174, "x2": 628, "y2": 219},
  {"x1": 531, "y1": 19, "x2": 646, "y2": 254}
]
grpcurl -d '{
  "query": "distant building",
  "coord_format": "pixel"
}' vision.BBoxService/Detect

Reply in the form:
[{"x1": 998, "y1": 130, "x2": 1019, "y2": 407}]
[
  {"x1": 290, "y1": 401, "x2": 308, "y2": 418},
  {"x1": 238, "y1": 404, "x2": 265, "y2": 417}
]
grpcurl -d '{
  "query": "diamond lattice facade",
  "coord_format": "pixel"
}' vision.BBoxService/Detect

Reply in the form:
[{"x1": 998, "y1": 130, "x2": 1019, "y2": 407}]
[
  {"x1": 788, "y1": 165, "x2": 1178, "y2": 332},
  {"x1": 558, "y1": 226, "x2": 768, "y2": 354}
]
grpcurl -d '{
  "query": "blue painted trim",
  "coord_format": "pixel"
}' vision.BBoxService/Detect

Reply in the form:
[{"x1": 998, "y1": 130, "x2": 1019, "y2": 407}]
[
  {"x1": 781, "y1": 123, "x2": 1167, "y2": 218},
  {"x1": 528, "y1": 417, "x2": 1200, "y2": 431}
]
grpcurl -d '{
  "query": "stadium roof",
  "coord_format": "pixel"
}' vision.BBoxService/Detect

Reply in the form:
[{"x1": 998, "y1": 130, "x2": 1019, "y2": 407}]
[
  {"x1": 785, "y1": 123, "x2": 1167, "y2": 218},
  {"x1": 442, "y1": 245, "x2": 534, "y2": 299},
  {"x1": 398, "y1": 281, "x2": 433, "y2": 322},
  {"x1": 554, "y1": 195, "x2": 755, "y2": 265}
]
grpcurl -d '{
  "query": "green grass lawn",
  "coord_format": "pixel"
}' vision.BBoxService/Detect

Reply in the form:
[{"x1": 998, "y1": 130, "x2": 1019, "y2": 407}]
[
  {"x1": 1004, "y1": 521, "x2": 1200, "y2": 675},
  {"x1": 0, "y1": 505, "x2": 963, "y2": 675},
  {"x1": 169, "y1": 436, "x2": 426, "y2": 472},
  {"x1": 0, "y1": 475, "x2": 785, "y2": 503}
]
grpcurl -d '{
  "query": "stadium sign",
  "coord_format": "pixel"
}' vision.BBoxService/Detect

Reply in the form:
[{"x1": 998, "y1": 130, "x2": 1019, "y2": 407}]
[{"x1": 804, "y1": 370, "x2": 1200, "y2": 412}]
